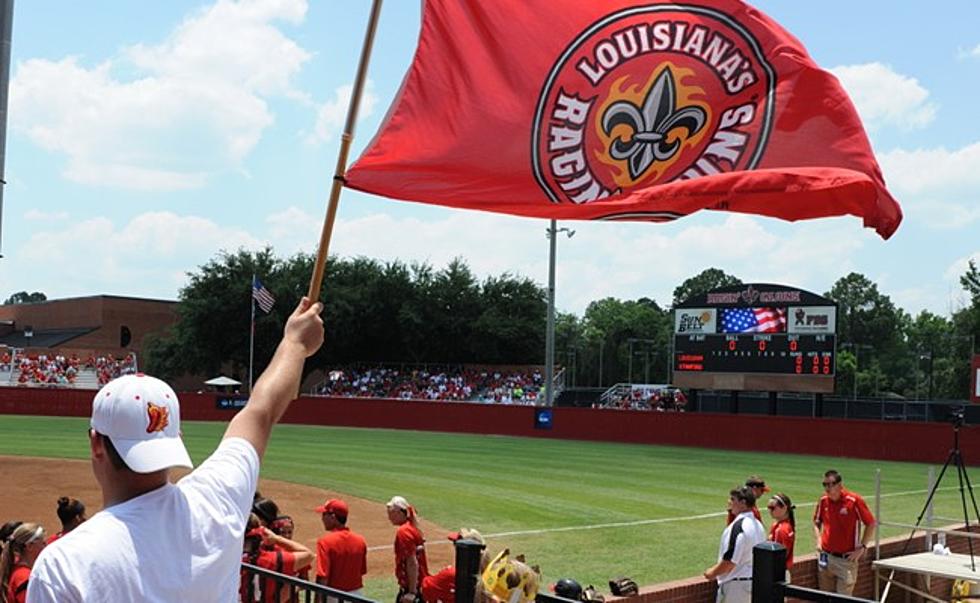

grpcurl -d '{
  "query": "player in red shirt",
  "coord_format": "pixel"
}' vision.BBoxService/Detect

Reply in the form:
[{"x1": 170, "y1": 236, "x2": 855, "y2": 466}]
[
  {"x1": 0, "y1": 523, "x2": 46, "y2": 603},
  {"x1": 766, "y1": 492, "x2": 796, "y2": 581},
  {"x1": 813, "y1": 470, "x2": 876, "y2": 596},
  {"x1": 45, "y1": 497, "x2": 86, "y2": 545},
  {"x1": 242, "y1": 525, "x2": 314, "y2": 603},
  {"x1": 314, "y1": 498, "x2": 368, "y2": 596},
  {"x1": 726, "y1": 475, "x2": 768, "y2": 524},
  {"x1": 421, "y1": 529, "x2": 487, "y2": 603},
  {"x1": 387, "y1": 496, "x2": 428, "y2": 603}
]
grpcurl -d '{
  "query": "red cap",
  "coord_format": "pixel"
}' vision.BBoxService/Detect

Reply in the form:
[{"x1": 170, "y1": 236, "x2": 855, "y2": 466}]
[{"x1": 314, "y1": 498, "x2": 349, "y2": 519}]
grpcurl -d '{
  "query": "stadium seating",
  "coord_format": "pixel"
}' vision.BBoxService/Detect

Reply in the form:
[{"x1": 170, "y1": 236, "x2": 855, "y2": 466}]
[{"x1": 313, "y1": 364, "x2": 545, "y2": 404}]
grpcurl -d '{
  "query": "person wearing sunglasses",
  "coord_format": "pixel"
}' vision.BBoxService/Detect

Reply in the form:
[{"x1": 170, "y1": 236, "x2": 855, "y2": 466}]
[
  {"x1": 766, "y1": 493, "x2": 795, "y2": 582},
  {"x1": 812, "y1": 470, "x2": 876, "y2": 595}
]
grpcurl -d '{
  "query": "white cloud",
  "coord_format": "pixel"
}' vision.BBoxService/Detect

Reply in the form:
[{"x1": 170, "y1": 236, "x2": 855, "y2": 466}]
[
  {"x1": 24, "y1": 209, "x2": 68, "y2": 221},
  {"x1": 957, "y1": 44, "x2": 980, "y2": 60},
  {"x1": 16, "y1": 212, "x2": 262, "y2": 297},
  {"x1": 10, "y1": 0, "x2": 311, "y2": 190},
  {"x1": 305, "y1": 82, "x2": 379, "y2": 146},
  {"x1": 879, "y1": 141, "x2": 980, "y2": 228},
  {"x1": 262, "y1": 205, "x2": 866, "y2": 314},
  {"x1": 830, "y1": 63, "x2": 936, "y2": 131}
]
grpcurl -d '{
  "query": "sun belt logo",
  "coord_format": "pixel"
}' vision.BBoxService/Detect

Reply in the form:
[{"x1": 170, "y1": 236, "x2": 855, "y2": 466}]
[
  {"x1": 532, "y1": 4, "x2": 775, "y2": 219},
  {"x1": 146, "y1": 401, "x2": 170, "y2": 433}
]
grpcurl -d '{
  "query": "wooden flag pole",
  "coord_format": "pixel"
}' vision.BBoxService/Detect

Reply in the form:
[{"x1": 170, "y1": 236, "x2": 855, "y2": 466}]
[{"x1": 307, "y1": 0, "x2": 384, "y2": 300}]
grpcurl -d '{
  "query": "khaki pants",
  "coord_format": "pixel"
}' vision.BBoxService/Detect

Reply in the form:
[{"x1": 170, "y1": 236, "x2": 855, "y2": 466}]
[
  {"x1": 818, "y1": 554, "x2": 859, "y2": 595},
  {"x1": 716, "y1": 579, "x2": 752, "y2": 603}
]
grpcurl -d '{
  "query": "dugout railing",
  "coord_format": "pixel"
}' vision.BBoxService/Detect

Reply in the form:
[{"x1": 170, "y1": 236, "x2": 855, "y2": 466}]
[
  {"x1": 241, "y1": 562, "x2": 377, "y2": 603},
  {"x1": 752, "y1": 543, "x2": 874, "y2": 603}
]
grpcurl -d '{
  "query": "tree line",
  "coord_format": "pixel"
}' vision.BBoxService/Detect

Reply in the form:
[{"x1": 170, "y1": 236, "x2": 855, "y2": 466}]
[{"x1": 139, "y1": 249, "x2": 980, "y2": 401}]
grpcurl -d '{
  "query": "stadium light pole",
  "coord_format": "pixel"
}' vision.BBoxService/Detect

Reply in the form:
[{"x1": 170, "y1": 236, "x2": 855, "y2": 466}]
[
  {"x1": 0, "y1": 0, "x2": 13, "y2": 258},
  {"x1": 545, "y1": 220, "x2": 574, "y2": 406}
]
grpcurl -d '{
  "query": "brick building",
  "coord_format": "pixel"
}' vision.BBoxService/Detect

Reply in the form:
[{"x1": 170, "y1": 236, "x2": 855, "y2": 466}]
[{"x1": 0, "y1": 295, "x2": 177, "y2": 356}]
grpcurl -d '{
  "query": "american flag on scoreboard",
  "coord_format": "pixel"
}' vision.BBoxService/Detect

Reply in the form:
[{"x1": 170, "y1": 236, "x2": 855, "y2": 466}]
[
  {"x1": 252, "y1": 276, "x2": 276, "y2": 314},
  {"x1": 719, "y1": 307, "x2": 787, "y2": 333}
]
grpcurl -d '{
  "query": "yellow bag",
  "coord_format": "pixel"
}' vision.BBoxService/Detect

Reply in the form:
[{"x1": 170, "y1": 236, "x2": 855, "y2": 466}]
[{"x1": 481, "y1": 549, "x2": 540, "y2": 603}]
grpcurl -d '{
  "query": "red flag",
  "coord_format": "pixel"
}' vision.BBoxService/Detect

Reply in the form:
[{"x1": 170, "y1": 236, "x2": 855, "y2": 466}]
[{"x1": 346, "y1": 0, "x2": 902, "y2": 239}]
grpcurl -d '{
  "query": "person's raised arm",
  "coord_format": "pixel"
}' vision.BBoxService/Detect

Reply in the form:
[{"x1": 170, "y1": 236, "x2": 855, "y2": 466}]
[{"x1": 224, "y1": 297, "x2": 324, "y2": 458}]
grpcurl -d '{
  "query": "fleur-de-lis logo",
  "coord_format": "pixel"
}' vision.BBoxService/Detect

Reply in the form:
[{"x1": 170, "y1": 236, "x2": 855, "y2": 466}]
[{"x1": 601, "y1": 67, "x2": 707, "y2": 180}]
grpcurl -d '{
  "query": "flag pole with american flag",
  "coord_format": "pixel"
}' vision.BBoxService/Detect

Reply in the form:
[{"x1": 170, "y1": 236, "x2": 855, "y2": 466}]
[{"x1": 249, "y1": 275, "x2": 276, "y2": 392}]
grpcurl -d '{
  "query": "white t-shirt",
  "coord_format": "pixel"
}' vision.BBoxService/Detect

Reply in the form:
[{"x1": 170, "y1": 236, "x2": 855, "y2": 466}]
[
  {"x1": 716, "y1": 511, "x2": 766, "y2": 584},
  {"x1": 27, "y1": 437, "x2": 259, "y2": 603}
]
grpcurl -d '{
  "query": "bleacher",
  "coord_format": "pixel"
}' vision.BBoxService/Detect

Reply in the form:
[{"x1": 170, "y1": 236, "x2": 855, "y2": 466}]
[
  {"x1": 310, "y1": 363, "x2": 561, "y2": 404},
  {"x1": 1, "y1": 347, "x2": 138, "y2": 389}
]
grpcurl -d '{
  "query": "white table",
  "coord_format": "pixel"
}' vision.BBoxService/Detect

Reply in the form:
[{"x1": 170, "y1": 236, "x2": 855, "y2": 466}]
[{"x1": 874, "y1": 552, "x2": 980, "y2": 601}]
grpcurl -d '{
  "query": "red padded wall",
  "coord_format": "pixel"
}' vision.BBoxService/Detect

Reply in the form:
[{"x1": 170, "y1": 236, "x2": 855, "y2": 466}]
[{"x1": 1, "y1": 386, "x2": 975, "y2": 465}]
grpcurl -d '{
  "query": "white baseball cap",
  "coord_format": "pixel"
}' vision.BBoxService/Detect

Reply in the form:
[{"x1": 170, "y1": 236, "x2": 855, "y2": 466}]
[
  {"x1": 386, "y1": 495, "x2": 410, "y2": 511},
  {"x1": 91, "y1": 373, "x2": 193, "y2": 473}
]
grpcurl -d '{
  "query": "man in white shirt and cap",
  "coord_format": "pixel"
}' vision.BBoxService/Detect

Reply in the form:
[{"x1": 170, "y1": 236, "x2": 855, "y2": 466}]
[
  {"x1": 704, "y1": 486, "x2": 766, "y2": 603},
  {"x1": 27, "y1": 297, "x2": 324, "y2": 603}
]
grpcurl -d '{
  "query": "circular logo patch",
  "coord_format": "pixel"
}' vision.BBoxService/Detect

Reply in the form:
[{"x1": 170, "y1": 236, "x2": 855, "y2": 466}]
[{"x1": 532, "y1": 4, "x2": 776, "y2": 218}]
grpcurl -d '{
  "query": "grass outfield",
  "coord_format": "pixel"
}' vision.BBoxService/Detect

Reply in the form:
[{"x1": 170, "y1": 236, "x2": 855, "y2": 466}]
[{"x1": 1, "y1": 414, "x2": 976, "y2": 600}]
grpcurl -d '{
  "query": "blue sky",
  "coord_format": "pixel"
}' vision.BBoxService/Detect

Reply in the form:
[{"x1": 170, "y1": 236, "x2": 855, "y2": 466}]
[{"x1": 2, "y1": 1, "x2": 979, "y2": 318}]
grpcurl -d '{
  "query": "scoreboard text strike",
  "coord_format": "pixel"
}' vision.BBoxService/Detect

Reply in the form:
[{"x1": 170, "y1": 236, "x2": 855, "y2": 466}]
[{"x1": 672, "y1": 284, "x2": 838, "y2": 393}]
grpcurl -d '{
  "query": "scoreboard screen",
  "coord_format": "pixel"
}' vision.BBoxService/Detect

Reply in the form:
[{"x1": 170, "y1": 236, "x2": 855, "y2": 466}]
[
  {"x1": 672, "y1": 284, "x2": 838, "y2": 393},
  {"x1": 674, "y1": 333, "x2": 835, "y2": 375}
]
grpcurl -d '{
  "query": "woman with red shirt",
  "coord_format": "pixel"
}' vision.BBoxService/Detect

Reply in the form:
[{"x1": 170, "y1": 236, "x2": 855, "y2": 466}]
[
  {"x1": 0, "y1": 523, "x2": 46, "y2": 603},
  {"x1": 767, "y1": 492, "x2": 796, "y2": 582}
]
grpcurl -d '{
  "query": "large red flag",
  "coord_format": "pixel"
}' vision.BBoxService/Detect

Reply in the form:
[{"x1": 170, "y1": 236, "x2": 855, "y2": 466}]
[{"x1": 345, "y1": 0, "x2": 902, "y2": 239}]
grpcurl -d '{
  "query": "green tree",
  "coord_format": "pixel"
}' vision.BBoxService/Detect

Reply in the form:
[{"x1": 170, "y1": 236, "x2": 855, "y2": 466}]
[
  {"x1": 826, "y1": 273, "x2": 908, "y2": 397},
  {"x1": 3, "y1": 291, "x2": 47, "y2": 304},
  {"x1": 672, "y1": 268, "x2": 741, "y2": 306},
  {"x1": 581, "y1": 297, "x2": 670, "y2": 385}
]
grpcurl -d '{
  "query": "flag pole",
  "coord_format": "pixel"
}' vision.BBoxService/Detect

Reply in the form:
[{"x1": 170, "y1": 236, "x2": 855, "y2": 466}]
[
  {"x1": 307, "y1": 0, "x2": 384, "y2": 300},
  {"x1": 249, "y1": 274, "x2": 256, "y2": 393}
]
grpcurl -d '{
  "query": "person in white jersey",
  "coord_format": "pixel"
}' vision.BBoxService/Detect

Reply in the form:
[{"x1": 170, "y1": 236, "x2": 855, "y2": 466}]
[
  {"x1": 703, "y1": 486, "x2": 766, "y2": 603},
  {"x1": 27, "y1": 297, "x2": 324, "y2": 603}
]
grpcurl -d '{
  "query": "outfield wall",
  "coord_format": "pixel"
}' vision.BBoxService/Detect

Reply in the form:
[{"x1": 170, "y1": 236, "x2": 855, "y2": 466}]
[{"x1": 2, "y1": 387, "x2": 977, "y2": 465}]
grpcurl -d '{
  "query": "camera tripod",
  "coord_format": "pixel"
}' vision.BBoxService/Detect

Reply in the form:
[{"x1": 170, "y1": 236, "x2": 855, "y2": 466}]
[{"x1": 901, "y1": 411, "x2": 980, "y2": 570}]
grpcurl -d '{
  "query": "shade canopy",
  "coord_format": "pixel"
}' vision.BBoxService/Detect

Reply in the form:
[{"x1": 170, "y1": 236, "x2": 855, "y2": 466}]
[{"x1": 204, "y1": 375, "x2": 242, "y2": 386}]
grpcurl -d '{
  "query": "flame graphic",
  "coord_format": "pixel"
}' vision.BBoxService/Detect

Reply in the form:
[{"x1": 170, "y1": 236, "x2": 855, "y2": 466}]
[{"x1": 146, "y1": 401, "x2": 170, "y2": 433}]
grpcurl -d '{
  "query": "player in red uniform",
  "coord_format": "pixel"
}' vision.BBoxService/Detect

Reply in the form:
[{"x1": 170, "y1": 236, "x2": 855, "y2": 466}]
[
  {"x1": 421, "y1": 529, "x2": 487, "y2": 603},
  {"x1": 1, "y1": 523, "x2": 46, "y2": 603},
  {"x1": 766, "y1": 493, "x2": 796, "y2": 581},
  {"x1": 45, "y1": 497, "x2": 86, "y2": 545},
  {"x1": 387, "y1": 496, "x2": 428, "y2": 603},
  {"x1": 726, "y1": 476, "x2": 768, "y2": 524},
  {"x1": 314, "y1": 499, "x2": 368, "y2": 596}
]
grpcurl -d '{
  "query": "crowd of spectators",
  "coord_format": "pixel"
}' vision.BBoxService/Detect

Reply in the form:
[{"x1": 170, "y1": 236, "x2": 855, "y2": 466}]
[
  {"x1": 316, "y1": 365, "x2": 544, "y2": 404},
  {"x1": 602, "y1": 386, "x2": 688, "y2": 411},
  {"x1": 13, "y1": 354, "x2": 80, "y2": 386},
  {"x1": 1, "y1": 350, "x2": 137, "y2": 387}
]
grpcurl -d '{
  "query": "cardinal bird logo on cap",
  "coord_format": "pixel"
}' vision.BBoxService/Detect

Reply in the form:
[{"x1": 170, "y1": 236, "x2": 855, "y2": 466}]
[{"x1": 146, "y1": 401, "x2": 170, "y2": 433}]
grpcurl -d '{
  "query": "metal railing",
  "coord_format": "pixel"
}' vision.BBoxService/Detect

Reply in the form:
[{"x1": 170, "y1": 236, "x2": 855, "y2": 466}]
[
  {"x1": 240, "y1": 562, "x2": 376, "y2": 603},
  {"x1": 752, "y1": 543, "x2": 873, "y2": 602}
]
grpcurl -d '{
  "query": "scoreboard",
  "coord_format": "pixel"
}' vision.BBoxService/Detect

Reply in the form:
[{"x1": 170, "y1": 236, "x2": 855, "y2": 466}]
[{"x1": 672, "y1": 284, "x2": 837, "y2": 393}]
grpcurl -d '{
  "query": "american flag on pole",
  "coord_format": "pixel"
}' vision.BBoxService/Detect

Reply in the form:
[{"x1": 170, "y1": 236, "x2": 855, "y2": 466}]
[
  {"x1": 719, "y1": 307, "x2": 787, "y2": 334},
  {"x1": 252, "y1": 277, "x2": 276, "y2": 314}
]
